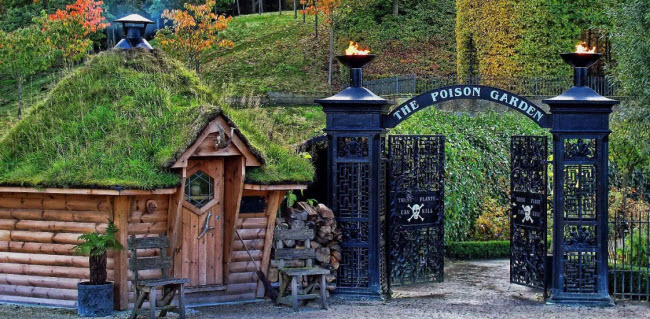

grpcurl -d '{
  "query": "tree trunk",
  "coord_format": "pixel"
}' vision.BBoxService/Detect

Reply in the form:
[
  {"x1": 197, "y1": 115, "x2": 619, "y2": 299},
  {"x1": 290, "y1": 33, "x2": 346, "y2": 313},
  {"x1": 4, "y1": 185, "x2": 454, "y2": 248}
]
[
  {"x1": 294, "y1": 0, "x2": 297, "y2": 18},
  {"x1": 259, "y1": 0, "x2": 263, "y2": 14},
  {"x1": 328, "y1": 24, "x2": 334, "y2": 86},
  {"x1": 195, "y1": 58, "x2": 200, "y2": 74},
  {"x1": 236, "y1": 0, "x2": 241, "y2": 15},
  {"x1": 302, "y1": 3, "x2": 305, "y2": 23},
  {"x1": 251, "y1": 0, "x2": 255, "y2": 13},
  {"x1": 17, "y1": 75, "x2": 23, "y2": 120},
  {"x1": 314, "y1": 6, "x2": 318, "y2": 38},
  {"x1": 89, "y1": 252, "x2": 107, "y2": 285},
  {"x1": 279, "y1": 0, "x2": 281, "y2": 14},
  {"x1": 392, "y1": 0, "x2": 398, "y2": 16}
]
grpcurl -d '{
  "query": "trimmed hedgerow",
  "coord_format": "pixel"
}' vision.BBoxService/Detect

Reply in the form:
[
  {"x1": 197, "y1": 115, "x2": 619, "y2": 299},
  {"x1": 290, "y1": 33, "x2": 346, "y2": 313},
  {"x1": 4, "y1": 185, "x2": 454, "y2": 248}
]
[
  {"x1": 446, "y1": 241, "x2": 510, "y2": 260},
  {"x1": 456, "y1": 0, "x2": 611, "y2": 79}
]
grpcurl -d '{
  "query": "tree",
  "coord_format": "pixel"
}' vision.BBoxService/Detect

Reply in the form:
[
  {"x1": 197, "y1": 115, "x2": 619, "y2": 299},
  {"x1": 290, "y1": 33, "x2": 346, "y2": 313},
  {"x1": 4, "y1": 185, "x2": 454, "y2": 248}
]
[
  {"x1": 157, "y1": 0, "x2": 233, "y2": 74},
  {"x1": 0, "y1": 25, "x2": 53, "y2": 119},
  {"x1": 609, "y1": 0, "x2": 650, "y2": 186},
  {"x1": 392, "y1": 0, "x2": 398, "y2": 16},
  {"x1": 41, "y1": 0, "x2": 109, "y2": 68},
  {"x1": 302, "y1": 0, "x2": 340, "y2": 84},
  {"x1": 301, "y1": 0, "x2": 318, "y2": 37}
]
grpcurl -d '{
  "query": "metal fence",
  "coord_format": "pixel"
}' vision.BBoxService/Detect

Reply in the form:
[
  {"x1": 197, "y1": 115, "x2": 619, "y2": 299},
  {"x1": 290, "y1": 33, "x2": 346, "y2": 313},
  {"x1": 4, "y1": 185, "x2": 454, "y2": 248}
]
[
  {"x1": 608, "y1": 174, "x2": 650, "y2": 301},
  {"x1": 362, "y1": 74, "x2": 624, "y2": 98}
]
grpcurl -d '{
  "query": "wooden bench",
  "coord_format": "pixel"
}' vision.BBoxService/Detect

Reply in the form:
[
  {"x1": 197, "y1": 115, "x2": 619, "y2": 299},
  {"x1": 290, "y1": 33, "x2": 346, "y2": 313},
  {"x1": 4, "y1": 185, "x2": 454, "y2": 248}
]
[
  {"x1": 274, "y1": 228, "x2": 330, "y2": 311},
  {"x1": 128, "y1": 234, "x2": 189, "y2": 319}
]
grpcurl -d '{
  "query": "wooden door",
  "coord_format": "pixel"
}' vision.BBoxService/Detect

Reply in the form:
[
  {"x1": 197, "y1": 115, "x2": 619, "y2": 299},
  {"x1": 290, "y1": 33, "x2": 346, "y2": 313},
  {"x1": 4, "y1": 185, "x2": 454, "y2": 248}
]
[{"x1": 180, "y1": 159, "x2": 225, "y2": 288}]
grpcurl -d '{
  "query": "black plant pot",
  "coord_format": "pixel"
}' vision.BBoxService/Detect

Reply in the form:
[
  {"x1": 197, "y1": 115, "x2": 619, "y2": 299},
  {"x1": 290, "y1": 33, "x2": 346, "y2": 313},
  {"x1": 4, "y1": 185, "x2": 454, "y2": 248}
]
[{"x1": 77, "y1": 282, "x2": 114, "y2": 317}]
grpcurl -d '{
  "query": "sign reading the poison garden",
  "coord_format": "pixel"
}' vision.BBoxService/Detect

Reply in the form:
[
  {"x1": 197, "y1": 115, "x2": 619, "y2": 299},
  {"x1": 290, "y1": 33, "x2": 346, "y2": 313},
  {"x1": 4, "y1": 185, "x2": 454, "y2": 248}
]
[
  {"x1": 384, "y1": 85, "x2": 551, "y2": 128},
  {"x1": 393, "y1": 192, "x2": 442, "y2": 225}
]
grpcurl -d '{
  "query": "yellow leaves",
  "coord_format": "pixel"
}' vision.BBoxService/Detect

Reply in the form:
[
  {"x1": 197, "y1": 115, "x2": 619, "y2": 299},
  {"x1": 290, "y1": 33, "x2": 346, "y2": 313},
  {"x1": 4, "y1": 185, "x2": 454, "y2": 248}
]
[
  {"x1": 156, "y1": 0, "x2": 233, "y2": 72},
  {"x1": 217, "y1": 39, "x2": 234, "y2": 49}
]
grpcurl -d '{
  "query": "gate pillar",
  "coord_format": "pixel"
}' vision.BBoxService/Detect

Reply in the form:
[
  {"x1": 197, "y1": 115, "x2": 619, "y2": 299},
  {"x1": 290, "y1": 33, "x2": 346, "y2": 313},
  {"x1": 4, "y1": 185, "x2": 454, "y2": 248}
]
[
  {"x1": 316, "y1": 55, "x2": 393, "y2": 296},
  {"x1": 544, "y1": 53, "x2": 618, "y2": 306}
]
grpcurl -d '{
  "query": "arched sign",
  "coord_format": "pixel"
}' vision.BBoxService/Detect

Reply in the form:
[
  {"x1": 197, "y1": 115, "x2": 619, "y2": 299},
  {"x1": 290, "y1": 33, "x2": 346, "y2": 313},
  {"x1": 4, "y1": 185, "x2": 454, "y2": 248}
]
[{"x1": 384, "y1": 85, "x2": 552, "y2": 128}]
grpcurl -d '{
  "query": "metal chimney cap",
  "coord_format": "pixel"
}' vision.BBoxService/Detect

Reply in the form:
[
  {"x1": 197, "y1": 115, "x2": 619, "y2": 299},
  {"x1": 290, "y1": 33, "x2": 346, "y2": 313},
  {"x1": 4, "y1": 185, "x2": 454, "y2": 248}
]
[{"x1": 114, "y1": 14, "x2": 154, "y2": 24}]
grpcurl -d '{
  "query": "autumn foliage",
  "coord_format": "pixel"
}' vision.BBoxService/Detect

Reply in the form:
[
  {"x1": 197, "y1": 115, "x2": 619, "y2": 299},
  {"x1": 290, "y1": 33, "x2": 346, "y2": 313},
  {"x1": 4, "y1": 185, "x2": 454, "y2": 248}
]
[
  {"x1": 157, "y1": 0, "x2": 233, "y2": 73},
  {"x1": 42, "y1": 0, "x2": 109, "y2": 67},
  {"x1": 301, "y1": 0, "x2": 341, "y2": 23}
]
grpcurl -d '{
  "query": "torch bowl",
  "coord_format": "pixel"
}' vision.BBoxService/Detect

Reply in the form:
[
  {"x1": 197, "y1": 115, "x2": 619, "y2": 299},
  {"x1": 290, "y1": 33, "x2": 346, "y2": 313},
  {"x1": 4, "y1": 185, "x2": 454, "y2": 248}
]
[
  {"x1": 336, "y1": 54, "x2": 376, "y2": 69},
  {"x1": 560, "y1": 52, "x2": 602, "y2": 68}
]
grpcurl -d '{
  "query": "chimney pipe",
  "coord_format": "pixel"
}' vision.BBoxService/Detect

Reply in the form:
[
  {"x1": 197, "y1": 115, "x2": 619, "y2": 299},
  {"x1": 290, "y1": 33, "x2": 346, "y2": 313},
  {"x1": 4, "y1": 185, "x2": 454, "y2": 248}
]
[{"x1": 113, "y1": 14, "x2": 154, "y2": 50}]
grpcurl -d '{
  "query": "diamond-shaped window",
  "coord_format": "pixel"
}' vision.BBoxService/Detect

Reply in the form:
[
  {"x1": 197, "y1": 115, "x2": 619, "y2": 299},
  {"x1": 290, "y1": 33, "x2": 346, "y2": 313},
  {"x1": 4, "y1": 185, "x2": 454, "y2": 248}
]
[{"x1": 185, "y1": 170, "x2": 214, "y2": 209}]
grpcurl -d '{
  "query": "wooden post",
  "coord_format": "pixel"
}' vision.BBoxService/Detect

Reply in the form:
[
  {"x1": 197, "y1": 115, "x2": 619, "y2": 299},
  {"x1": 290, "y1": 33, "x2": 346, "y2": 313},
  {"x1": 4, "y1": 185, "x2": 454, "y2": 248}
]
[
  {"x1": 168, "y1": 169, "x2": 186, "y2": 277},
  {"x1": 113, "y1": 195, "x2": 131, "y2": 310},
  {"x1": 257, "y1": 191, "x2": 283, "y2": 297}
]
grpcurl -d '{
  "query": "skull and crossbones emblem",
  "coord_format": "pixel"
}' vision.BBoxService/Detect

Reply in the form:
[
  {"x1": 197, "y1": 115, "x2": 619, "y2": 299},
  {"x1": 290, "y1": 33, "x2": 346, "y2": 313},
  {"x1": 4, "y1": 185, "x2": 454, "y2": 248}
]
[
  {"x1": 522, "y1": 205, "x2": 534, "y2": 224},
  {"x1": 407, "y1": 203, "x2": 425, "y2": 222}
]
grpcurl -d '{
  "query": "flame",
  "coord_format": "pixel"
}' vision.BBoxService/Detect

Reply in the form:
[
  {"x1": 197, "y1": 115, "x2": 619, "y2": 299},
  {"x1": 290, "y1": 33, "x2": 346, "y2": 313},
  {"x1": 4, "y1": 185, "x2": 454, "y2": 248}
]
[
  {"x1": 345, "y1": 41, "x2": 371, "y2": 55},
  {"x1": 576, "y1": 43, "x2": 596, "y2": 54}
]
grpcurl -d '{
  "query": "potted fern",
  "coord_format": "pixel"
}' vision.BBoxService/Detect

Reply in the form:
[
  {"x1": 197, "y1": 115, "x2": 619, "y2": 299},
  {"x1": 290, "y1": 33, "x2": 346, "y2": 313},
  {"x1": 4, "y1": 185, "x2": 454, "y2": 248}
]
[{"x1": 73, "y1": 221, "x2": 123, "y2": 317}]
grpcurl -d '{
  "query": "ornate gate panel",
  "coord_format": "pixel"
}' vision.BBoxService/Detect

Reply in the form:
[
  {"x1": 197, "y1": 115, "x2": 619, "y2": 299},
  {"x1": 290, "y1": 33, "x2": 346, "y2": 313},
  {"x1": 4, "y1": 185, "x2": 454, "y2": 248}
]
[
  {"x1": 510, "y1": 136, "x2": 548, "y2": 289},
  {"x1": 387, "y1": 135, "x2": 445, "y2": 287}
]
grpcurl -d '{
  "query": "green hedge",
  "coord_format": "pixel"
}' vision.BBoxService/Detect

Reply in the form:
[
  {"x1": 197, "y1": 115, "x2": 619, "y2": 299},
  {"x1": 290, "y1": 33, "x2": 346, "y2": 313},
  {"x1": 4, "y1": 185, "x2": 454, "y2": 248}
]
[{"x1": 446, "y1": 241, "x2": 510, "y2": 260}]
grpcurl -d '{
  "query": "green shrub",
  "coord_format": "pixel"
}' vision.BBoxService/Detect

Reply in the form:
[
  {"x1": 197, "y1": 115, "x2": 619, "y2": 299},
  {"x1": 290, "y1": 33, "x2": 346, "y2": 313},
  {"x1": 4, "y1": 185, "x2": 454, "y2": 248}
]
[
  {"x1": 616, "y1": 232, "x2": 650, "y2": 268},
  {"x1": 446, "y1": 241, "x2": 510, "y2": 260},
  {"x1": 472, "y1": 197, "x2": 510, "y2": 241}
]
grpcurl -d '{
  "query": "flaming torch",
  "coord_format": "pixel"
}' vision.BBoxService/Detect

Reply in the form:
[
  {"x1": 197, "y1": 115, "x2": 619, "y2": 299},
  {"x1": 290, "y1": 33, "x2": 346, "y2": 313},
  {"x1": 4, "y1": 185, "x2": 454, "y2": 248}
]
[
  {"x1": 316, "y1": 41, "x2": 387, "y2": 104},
  {"x1": 560, "y1": 42, "x2": 601, "y2": 87},
  {"x1": 338, "y1": 41, "x2": 375, "y2": 88}
]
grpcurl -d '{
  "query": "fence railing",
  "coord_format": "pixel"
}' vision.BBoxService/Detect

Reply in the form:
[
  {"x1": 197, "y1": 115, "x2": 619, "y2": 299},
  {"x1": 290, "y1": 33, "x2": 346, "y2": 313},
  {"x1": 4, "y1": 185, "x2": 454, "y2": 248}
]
[
  {"x1": 609, "y1": 194, "x2": 650, "y2": 300},
  {"x1": 608, "y1": 172, "x2": 650, "y2": 301},
  {"x1": 362, "y1": 74, "x2": 625, "y2": 98}
]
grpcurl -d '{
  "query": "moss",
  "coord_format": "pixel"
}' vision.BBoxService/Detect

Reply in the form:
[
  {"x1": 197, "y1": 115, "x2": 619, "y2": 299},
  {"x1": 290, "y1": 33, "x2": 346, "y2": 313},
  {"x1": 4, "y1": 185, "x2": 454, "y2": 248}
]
[{"x1": 0, "y1": 49, "x2": 316, "y2": 189}]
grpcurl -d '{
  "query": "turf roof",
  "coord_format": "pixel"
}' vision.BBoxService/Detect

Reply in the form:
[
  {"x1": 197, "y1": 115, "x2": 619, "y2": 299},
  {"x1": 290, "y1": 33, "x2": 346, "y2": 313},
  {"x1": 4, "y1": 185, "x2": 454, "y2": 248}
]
[{"x1": 0, "y1": 49, "x2": 316, "y2": 189}]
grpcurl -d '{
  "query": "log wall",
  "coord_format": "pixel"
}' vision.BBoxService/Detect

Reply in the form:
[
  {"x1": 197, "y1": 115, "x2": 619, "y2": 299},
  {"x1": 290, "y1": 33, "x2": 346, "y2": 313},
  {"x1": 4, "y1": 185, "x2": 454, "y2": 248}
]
[
  {"x1": 0, "y1": 193, "x2": 115, "y2": 308},
  {"x1": 0, "y1": 188, "x2": 290, "y2": 309}
]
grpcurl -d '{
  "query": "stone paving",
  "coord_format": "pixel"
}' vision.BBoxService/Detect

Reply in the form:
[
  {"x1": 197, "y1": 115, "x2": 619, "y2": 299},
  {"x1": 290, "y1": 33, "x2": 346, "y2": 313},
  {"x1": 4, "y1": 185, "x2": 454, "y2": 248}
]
[{"x1": 0, "y1": 259, "x2": 648, "y2": 318}]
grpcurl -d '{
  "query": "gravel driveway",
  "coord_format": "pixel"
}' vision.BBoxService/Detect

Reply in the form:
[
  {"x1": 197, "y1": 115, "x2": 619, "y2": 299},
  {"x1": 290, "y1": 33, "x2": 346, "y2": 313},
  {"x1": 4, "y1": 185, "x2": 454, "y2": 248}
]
[{"x1": 1, "y1": 259, "x2": 647, "y2": 319}]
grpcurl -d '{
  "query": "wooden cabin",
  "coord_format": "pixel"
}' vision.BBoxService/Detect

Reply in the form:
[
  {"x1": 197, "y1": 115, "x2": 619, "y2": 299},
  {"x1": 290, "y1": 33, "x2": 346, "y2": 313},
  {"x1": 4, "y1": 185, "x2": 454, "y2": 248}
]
[{"x1": 0, "y1": 50, "x2": 311, "y2": 309}]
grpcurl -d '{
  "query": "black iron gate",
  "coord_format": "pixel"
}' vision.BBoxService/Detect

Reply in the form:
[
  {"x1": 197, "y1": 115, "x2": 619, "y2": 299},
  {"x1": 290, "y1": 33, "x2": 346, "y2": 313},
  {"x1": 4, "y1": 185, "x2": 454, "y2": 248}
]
[
  {"x1": 510, "y1": 136, "x2": 548, "y2": 290},
  {"x1": 387, "y1": 135, "x2": 445, "y2": 287}
]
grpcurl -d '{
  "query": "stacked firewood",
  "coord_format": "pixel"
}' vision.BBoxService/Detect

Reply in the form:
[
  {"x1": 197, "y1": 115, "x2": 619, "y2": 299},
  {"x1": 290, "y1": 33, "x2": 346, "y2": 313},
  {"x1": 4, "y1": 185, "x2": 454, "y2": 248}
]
[{"x1": 268, "y1": 202, "x2": 342, "y2": 291}]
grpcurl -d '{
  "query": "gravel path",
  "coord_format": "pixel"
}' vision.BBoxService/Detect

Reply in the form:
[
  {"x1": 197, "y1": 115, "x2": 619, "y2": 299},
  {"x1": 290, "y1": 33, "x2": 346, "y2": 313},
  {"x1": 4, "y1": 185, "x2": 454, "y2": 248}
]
[{"x1": 1, "y1": 259, "x2": 648, "y2": 319}]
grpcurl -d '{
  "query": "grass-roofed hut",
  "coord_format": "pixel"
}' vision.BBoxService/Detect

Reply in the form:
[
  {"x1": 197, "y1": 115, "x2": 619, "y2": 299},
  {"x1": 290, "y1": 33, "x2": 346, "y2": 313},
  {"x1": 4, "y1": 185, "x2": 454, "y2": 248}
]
[{"x1": 0, "y1": 49, "x2": 314, "y2": 309}]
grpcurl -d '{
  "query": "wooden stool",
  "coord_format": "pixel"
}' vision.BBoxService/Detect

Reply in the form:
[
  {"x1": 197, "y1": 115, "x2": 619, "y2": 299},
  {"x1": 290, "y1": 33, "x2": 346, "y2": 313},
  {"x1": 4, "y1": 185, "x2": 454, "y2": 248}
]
[
  {"x1": 274, "y1": 228, "x2": 330, "y2": 311},
  {"x1": 128, "y1": 235, "x2": 189, "y2": 319}
]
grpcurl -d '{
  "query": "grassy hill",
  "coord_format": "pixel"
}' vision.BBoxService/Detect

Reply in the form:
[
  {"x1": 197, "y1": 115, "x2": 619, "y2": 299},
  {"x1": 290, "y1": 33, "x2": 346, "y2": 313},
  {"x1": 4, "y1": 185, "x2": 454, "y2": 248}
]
[
  {"x1": 201, "y1": 6, "x2": 457, "y2": 96},
  {"x1": 200, "y1": 13, "x2": 332, "y2": 97},
  {"x1": 1, "y1": 9, "x2": 457, "y2": 133}
]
